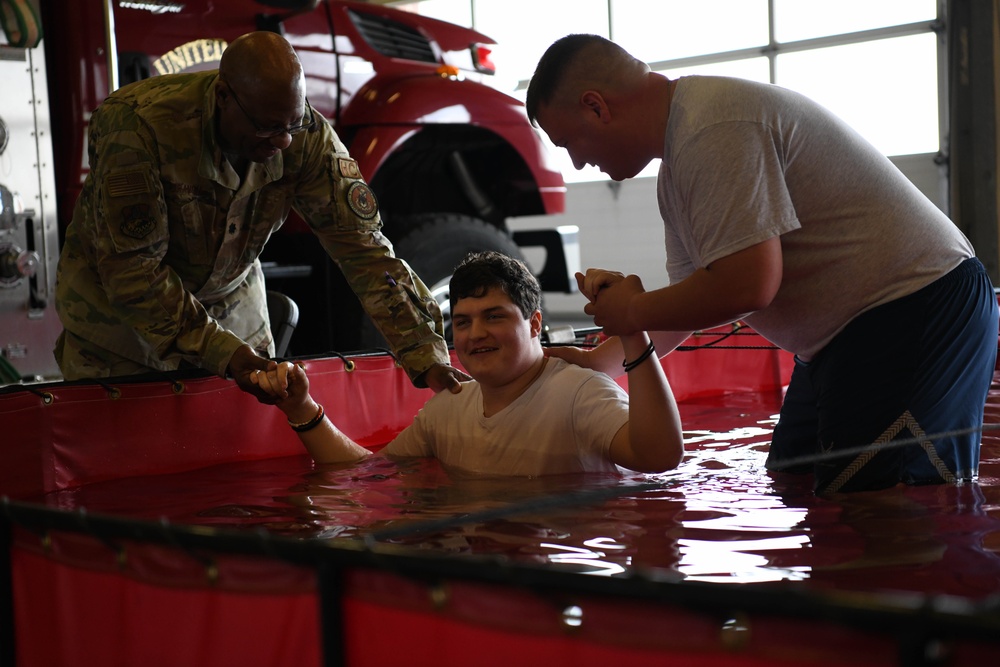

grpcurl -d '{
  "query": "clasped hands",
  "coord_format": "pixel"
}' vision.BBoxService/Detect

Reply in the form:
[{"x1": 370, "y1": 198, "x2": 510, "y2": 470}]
[
  {"x1": 230, "y1": 340, "x2": 468, "y2": 404},
  {"x1": 247, "y1": 360, "x2": 468, "y2": 408},
  {"x1": 577, "y1": 268, "x2": 645, "y2": 336}
]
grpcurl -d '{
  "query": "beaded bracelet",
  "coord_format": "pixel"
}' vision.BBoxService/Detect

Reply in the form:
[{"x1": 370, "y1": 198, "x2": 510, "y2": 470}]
[
  {"x1": 622, "y1": 341, "x2": 656, "y2": 373},
  {"x1": 289, "y1": 404, "x2": 325, "y2": 433}
]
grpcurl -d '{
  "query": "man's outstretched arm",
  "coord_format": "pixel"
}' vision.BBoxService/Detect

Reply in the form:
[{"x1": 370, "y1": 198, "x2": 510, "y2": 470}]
[{"x1": 255, "y1": 361, "x2": 373, "y2": 464}]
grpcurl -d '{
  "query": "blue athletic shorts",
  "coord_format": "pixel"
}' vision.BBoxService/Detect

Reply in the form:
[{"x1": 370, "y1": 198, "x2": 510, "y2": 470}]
[{"x1": 766, "y1": 257, "x2": 999, "y2": 493}]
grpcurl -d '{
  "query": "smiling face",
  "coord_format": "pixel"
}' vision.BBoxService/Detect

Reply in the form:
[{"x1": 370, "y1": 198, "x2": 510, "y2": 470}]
[
  {"x1": 216, "y1": 79, "x2": 307, "y2": 163},
  {"x1": 451, "y1": 287, "x2": 543, "y2": 390}
]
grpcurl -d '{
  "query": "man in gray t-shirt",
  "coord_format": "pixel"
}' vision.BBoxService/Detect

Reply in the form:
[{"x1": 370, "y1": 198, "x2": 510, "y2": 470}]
[{"x1": 526, "y1": 34, "x2": 998, "y2": 494}]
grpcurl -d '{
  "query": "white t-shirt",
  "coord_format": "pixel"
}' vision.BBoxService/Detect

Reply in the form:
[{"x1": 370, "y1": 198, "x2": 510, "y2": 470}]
[
  {"x1": 383, "y1": 358, "x2": 628, "y2": 476},
  {"x1": 659, "y1": 76, "x2": 974, "y2": 359}
]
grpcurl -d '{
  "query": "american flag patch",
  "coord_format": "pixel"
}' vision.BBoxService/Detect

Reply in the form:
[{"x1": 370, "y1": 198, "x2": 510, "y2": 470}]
[{"x1": 106, "y1": 171, "x2": 150, "y2": 198}]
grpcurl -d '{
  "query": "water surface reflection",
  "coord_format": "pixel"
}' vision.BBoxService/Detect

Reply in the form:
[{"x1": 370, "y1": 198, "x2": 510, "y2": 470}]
[{"x1": 38, "y1": 388, "x2": 1000, "y2": 599}]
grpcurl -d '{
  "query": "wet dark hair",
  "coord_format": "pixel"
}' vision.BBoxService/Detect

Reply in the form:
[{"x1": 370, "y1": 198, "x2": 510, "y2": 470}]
[
  {"x1": 449, "y1": 251, "x2": 541, "y2": 319},
  {"x1": 525, "y1": 33, "x2": 606, "y2": 125}
]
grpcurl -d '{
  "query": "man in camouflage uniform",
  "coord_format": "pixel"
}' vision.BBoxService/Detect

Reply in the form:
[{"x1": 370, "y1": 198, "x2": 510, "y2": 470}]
[{"x1": 54, "y1": 31, "x2": 466, "y2": 401}]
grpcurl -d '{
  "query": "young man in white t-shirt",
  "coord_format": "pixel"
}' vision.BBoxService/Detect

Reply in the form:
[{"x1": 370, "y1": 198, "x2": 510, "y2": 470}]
[{"x1": 254, "y1": 251, "x2": 684, "y2": 476}]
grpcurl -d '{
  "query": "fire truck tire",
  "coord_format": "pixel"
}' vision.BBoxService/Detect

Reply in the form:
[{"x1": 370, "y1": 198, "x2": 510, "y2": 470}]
[{"x1": 359, "y1": 214, "x2": 529, "y2": 348}]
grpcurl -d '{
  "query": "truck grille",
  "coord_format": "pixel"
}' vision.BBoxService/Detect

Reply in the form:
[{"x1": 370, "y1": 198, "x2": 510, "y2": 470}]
[{"x1": 348, "y1": 9, "x2": 437, "y2": 63}]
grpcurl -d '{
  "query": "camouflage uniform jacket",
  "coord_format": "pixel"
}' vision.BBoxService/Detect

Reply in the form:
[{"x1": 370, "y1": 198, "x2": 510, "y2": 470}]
[{"x1": 55, "y1": 71, "x2": 448, "y2": 382}]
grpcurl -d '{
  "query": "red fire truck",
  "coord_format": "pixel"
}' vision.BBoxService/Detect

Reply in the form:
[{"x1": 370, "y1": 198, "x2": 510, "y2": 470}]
[{"x1": 0, "y1": 0, "x2": 574, "y2": 379}]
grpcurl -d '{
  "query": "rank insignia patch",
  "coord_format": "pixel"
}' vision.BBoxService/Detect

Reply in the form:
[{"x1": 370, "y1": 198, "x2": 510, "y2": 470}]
[
  {"x1": 107, "y1": 171, "x2": 150, "y2": 198},
  {"x1": 347, "y1": 181, "x2": 378, "y2": 220},
  {"x1": 338, "y1": 157, "x2": 362, "y2": 180},
  {"x1": 120, "y1": 204, "x2": 156, "y2": 239}
]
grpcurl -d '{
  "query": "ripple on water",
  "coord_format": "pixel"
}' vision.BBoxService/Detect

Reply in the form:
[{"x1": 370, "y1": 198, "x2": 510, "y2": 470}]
[{"x1": 32, "y1": 387, "x2": 1000, "y2": 596}]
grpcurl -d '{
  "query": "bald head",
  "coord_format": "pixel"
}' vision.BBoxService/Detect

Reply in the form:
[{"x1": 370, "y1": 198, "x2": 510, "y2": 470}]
[
  {"x1": 215, "y1": 31, "x2": 310, "y2": 161},
  {"x1": 220, "y1": 31, "x2": 304, "y2": 101},
  {"x1": 525, "y1": 34, "x2": 648, "y2": 125}
]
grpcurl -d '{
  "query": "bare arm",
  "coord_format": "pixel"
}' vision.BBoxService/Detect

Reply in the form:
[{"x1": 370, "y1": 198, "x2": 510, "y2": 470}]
[
  {"x1": 607, "y1": 332, "x2": 684, "y2": 473},
  {"x1": 254, "y1": 362, "x2": 372, "y2": 464},
  {"x1": 545, "y1": 269, "x2": 694, "y2": 378},
  {"x1": 545, "y1": 336, "x2": 625, "y2": 377},
  {"x1": 546, "y1": 328, "x2": 691, "y2": 379},
  {"x1": 582, "y1": 238, "x2": 783, "y2": 336}
]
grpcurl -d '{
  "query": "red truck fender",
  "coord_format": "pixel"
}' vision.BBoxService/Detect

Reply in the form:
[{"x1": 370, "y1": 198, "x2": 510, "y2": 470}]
[{"x1": 340, "y1": 73, "x2": 565, "y2": 213}]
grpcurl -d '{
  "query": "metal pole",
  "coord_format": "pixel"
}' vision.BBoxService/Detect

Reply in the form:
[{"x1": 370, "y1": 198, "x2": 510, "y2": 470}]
[{"x1": 102, "y1": 0, "x2": 119, "y2": 93}]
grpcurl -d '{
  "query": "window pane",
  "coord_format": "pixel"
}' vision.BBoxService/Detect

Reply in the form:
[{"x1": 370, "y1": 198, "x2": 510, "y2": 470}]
[
  {"x1": 474, "y1": 0, "x2": 610, "y2": 83},
  {"x1": 612, "y1": 0, "x2": 769, "y2": 63},
  {"x1": 775, "y1": 33, "x2": 939, "y2": 156},
  {"x1": 658, "y1": 57, "x2": 771, "y2": 84},
  {"x1": 774, "y1": 0, "x2": 936, "y2": 42},
  {"x1": 550, "y1": 148, "x2": 608, "y2": 184}
]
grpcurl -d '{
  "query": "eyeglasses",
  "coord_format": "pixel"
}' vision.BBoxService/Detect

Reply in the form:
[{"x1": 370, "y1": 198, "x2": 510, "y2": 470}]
[{"x1": 225, "y1": 82, "x2": 316, "y2": 138}]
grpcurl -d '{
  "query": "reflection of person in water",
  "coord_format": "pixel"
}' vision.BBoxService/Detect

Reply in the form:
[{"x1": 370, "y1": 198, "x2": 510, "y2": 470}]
[
  {"x1": 255, "y1": 251, "x2": 685, "y2": 476},
  {"x1": 769, "y1": 480, "x2": 1000, "y2": 600}
]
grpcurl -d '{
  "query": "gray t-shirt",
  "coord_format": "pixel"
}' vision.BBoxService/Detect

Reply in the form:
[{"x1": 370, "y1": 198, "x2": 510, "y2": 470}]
[{"x1": 658, "y1": 75, "x2": 973, "y2": 359}]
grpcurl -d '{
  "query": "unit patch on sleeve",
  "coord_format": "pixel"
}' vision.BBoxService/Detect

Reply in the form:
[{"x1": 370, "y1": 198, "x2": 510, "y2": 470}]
[
  {"x1": 119, "y1": 204, "x2": 157, "y2": 239},
  {"x1": 346, "y1": 181, "x2": 379, "y2": 220},
  {"x1": 106, "y1": 171, "x2": 151, "y2": 198},
  {"x1": 338, "y1": 157, "x2": 363, "y2": 180}
]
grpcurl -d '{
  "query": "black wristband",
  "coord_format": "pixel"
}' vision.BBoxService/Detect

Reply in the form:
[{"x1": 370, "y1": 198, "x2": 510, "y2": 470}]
[
  {"x1": 289, "y1": 404, "x2": 325, "y2": 432},
  {"x1": 622, "y1": 341, "x2": 656, "y2": 373}
]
